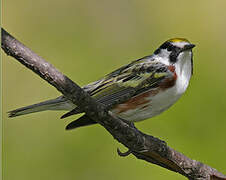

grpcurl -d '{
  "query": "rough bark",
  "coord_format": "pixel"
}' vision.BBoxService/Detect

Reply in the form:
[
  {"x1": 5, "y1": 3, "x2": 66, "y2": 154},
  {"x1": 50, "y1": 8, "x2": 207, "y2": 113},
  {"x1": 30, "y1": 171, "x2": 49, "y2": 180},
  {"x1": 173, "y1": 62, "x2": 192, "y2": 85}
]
[{"x1": 1, "y1": 28, "x2": 226, "y2": 180}]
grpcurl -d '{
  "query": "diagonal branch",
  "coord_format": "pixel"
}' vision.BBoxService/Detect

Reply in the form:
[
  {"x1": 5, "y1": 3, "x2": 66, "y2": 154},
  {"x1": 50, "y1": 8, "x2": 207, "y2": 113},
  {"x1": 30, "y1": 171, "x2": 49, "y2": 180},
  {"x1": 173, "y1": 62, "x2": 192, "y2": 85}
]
[{"x1": 1, "y1": 28, "x2": 225, "y2": 180}]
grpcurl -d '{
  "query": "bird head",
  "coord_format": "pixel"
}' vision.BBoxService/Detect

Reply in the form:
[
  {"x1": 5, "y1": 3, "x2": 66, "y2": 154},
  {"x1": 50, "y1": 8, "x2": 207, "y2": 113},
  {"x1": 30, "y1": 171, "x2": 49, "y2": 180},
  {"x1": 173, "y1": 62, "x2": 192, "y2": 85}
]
[{"x1": 154, "y1": 38, "x2": 195, "y2": 64}]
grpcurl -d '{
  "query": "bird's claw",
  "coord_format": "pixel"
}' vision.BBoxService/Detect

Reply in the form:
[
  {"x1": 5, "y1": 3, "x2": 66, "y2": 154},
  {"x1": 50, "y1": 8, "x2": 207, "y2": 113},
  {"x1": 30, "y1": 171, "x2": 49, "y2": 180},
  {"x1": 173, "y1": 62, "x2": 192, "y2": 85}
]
[{"x1": 117, "y1": 148, "x2": 132, "y2": 157}]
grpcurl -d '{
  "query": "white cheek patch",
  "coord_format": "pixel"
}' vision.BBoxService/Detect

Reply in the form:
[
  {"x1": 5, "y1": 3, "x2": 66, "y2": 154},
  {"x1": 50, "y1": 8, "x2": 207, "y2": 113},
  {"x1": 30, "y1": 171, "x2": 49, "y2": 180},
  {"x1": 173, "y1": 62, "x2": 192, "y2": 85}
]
[
  {"x1": 160, "y1": 49, "x2": 171, "y2": 57},
  {"x1": 154, "y1": 49, "x2": 171, "y2": 65}
]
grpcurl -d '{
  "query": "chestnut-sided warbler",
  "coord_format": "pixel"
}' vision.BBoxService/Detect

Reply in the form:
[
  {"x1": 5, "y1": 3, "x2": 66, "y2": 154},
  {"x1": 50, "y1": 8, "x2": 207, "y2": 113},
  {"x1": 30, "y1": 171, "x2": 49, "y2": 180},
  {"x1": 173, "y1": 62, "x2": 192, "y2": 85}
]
[{"x1": 9, "y1": 38, "x2": 195, "y2": 130}]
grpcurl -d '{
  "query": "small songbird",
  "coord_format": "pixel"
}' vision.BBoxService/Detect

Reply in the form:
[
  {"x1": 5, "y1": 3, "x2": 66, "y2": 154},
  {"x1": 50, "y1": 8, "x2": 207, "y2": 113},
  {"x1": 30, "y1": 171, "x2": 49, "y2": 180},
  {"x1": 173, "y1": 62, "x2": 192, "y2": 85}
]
[{"x1": 8, "y1": 38, "x2": 195, "y2": 130}]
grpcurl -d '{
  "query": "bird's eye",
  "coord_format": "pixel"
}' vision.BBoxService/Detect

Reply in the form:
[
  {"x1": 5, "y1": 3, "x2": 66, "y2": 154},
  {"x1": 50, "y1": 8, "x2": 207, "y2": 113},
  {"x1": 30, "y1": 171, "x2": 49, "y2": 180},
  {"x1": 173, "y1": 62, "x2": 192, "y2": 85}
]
[{"x1": 167, "y1": 44, "x2": 173, "y2": 51}]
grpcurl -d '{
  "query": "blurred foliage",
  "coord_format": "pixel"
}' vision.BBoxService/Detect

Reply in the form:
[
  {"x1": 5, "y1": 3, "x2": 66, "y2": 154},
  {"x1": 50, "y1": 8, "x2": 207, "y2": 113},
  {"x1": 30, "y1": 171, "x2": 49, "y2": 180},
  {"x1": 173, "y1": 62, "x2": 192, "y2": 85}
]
[{"x1": 2, "y1": 0, "x2": 226, "y2": 179}]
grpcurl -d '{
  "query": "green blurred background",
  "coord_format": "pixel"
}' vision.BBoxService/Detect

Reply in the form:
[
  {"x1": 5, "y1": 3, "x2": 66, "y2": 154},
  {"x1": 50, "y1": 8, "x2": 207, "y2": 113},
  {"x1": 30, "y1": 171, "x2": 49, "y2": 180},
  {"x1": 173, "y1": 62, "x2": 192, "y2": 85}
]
[{"x1": 2, "y1": 0, "x2": 226, "y2": 179}]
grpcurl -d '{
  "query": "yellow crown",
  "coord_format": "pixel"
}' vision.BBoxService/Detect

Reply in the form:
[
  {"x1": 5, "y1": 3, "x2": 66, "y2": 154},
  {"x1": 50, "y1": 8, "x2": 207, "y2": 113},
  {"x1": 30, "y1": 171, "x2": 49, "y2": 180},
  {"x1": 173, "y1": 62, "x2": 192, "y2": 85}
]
[{"x1": 167, "y1": 38, "x2": 190, "y2": 43}]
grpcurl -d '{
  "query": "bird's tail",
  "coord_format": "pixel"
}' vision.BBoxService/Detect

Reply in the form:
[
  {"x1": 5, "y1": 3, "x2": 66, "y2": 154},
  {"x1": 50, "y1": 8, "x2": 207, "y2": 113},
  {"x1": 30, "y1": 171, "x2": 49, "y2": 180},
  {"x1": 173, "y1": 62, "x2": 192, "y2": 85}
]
[{"x1": 8, "y1": 96, "x2": 75, "y2": 118}]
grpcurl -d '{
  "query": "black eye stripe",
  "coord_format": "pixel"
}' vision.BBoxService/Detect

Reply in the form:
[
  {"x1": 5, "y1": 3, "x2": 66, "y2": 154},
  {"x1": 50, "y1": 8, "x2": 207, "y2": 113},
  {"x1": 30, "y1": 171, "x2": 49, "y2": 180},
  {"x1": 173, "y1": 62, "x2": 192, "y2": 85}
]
[
  {"x1": 157, "y1": 42, "x2": 179, "y2": 52},
  {"x1": 154, "y1": 42, "x2": 174, "y2": 55},
  {"x1": 167, "y1": 44, "x2": 173, "y2": 51}
]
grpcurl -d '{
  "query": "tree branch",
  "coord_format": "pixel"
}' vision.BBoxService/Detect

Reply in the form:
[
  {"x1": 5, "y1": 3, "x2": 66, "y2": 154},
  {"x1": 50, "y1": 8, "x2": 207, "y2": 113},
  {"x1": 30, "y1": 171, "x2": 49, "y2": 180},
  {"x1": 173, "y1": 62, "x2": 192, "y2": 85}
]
[{"x1": 1, "y1": 28, "x2": 225, "y2": 180}]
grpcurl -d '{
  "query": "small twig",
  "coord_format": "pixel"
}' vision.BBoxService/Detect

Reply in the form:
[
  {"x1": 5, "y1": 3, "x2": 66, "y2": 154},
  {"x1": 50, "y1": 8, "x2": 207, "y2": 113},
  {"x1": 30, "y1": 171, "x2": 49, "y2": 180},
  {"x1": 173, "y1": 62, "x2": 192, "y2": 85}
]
[{"x1": 1, "y1": 28, "x2": 226, "y2": 180}]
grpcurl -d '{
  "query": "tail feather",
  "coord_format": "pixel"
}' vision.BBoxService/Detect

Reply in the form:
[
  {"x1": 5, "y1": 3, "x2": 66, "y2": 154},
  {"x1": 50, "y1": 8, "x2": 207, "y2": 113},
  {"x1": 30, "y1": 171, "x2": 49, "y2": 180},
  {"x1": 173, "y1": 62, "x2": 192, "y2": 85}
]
[
  {"x1": 60, "y1": 107, "x2": 81, "y2": 119},
  {"x1": 8, "y1": 96, "x2": 75, "y2": 118},
  {"x1": 66, "y1": 115, "x2": 97, "y2": 130}
]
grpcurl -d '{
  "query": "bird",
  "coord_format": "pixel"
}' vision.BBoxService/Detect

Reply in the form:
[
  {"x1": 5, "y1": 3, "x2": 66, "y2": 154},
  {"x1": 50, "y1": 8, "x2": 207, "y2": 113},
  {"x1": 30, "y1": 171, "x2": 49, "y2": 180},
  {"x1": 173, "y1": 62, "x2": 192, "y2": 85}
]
[{"x1": 8, "y1": 38, "x2": 195, "y2": 130}]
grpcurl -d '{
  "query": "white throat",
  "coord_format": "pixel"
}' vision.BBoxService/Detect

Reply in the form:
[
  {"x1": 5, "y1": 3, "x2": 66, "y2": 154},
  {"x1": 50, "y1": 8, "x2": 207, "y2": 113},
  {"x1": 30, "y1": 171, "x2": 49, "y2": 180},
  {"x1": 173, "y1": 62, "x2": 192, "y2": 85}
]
[{"x1": 174, "y1": 51, "x2": 192, "y2": 94}]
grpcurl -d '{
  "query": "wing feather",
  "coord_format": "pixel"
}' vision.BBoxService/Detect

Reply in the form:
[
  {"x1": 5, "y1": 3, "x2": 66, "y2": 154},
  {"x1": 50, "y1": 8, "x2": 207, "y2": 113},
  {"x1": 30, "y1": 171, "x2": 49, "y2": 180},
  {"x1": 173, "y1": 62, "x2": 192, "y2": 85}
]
[{"x1": 62, "y1": 59, "x2": 173, "y2": 119}]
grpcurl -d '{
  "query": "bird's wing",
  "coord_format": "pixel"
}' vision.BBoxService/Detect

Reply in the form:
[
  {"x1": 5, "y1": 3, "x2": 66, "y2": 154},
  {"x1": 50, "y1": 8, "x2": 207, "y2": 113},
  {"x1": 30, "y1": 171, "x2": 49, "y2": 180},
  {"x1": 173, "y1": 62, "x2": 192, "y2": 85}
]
[{"x1": 61, "y1": 58, "x2": 175, "y2": 119}]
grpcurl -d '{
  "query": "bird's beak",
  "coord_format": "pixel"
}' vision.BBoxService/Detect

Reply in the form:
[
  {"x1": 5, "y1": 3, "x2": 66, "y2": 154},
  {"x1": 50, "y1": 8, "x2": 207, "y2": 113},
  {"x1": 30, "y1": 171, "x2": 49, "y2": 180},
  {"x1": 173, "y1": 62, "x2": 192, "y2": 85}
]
[{"x1": 182, "y1": 44, "x2": 196, "y2": 51}]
